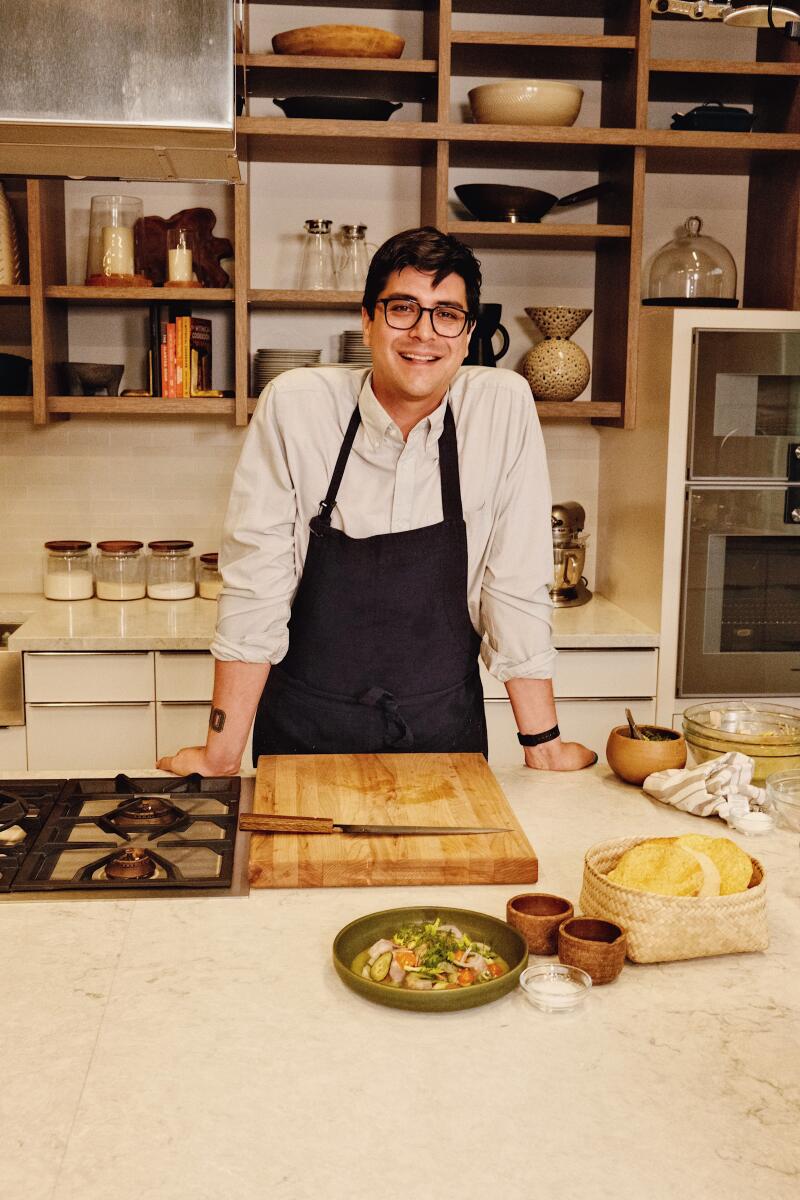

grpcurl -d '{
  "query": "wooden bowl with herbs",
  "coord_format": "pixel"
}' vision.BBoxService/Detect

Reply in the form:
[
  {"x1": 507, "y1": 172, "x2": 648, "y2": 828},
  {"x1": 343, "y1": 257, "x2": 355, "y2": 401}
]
[{"x1": 605, "y1": 712, "x2": 686, "y2": 785}]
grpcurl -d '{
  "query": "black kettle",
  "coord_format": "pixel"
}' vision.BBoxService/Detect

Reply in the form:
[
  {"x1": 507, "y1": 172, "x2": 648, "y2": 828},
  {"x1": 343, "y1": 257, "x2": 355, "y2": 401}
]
[{"x1": 464, "y1": 303, "x2": 510, "y2": 368}]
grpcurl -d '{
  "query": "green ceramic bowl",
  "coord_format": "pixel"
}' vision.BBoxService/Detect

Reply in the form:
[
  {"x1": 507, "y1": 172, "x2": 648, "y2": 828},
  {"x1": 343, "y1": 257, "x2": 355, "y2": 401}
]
[{"x1": 332, "y1": 905, "x2": 528, "y2": 1013}]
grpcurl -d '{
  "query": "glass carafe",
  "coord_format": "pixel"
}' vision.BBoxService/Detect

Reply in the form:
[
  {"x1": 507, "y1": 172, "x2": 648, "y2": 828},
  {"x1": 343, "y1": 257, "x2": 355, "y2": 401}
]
[
  {"x1": 335, "y1": 224, "x2": 376, "y2": 291},
  {"x1": 298, "y1": 219, "x2": 336, "y2": 291}
]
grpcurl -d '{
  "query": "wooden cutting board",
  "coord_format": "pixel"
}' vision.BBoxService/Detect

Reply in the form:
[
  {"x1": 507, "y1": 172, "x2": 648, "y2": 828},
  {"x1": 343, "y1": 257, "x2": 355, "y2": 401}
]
[{"x1": 247, "y1": 753, "x2": 538, "y2": 888}]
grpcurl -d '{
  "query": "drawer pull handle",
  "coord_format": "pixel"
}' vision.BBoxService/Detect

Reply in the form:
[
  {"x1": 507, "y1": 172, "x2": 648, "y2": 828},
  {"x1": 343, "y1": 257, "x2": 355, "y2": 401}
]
[
  {"x1": 159, "y1": 700, "x2": 212, "y2": 707},
  {"x1": 27, "y1": 651, "x2": 151, "y2": 657},
  {"x1": 28, "y1": 701, "x2": 152, "y2": 709}
]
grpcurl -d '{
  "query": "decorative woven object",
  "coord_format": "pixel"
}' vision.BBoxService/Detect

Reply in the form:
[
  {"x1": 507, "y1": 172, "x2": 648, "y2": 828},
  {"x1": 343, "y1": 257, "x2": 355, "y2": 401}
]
[
  {"x1": 0, "y1": 182, "x2": 22, "y2": 285},
  {"x1": 579, "y1": 837, "x2": 768, "y2": 963}
]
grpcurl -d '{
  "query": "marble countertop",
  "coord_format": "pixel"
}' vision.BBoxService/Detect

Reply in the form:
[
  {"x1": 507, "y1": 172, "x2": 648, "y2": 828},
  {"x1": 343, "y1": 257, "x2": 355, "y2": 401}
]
[
  {"x1": 3, "y1": 763, "x2": 796, "y2": 1200},
  {"x1": 2, "y1": 592, "x2": 657, "y2": 651}
]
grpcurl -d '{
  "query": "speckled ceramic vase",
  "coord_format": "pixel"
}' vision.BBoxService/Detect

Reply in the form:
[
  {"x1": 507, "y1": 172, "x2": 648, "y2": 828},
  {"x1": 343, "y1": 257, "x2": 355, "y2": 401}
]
[{"x1": 522, "y1": 306, "x2": 591, "y2": 402}]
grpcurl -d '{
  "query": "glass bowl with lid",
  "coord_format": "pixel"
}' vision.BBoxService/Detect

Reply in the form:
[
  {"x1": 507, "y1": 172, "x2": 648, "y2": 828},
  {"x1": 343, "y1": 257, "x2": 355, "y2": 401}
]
[
  {"x1": 646, "y1": 216, "x2": 738, "y2": 306},
  {"x1": 43, "y1": 540, "x2": 94, "y2": 600},
  {"x1": 682, "y1": 701, "x2": 800, "y2": 784},
  {"x1": 146, "y1": 540, "x2": 196, "y2": 600},
  {"x1": 95, "y1": 540, "x2": 145, "y2": 601}
]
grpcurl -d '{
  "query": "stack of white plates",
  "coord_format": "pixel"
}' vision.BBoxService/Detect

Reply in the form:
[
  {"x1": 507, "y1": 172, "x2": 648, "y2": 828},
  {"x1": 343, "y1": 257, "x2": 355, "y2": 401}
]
[
  {"x1": 340, "y1": 330, "x2": 372, "y2": 369},
  {"x1": 253, "y1": 348, "x2": 322, "y2": 390}
]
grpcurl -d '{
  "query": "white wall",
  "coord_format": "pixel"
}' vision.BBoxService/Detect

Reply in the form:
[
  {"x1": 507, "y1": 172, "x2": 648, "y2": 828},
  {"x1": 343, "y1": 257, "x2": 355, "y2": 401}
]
[{"x1": 0, "y1": 9, "x2": 759, "y2": 597}]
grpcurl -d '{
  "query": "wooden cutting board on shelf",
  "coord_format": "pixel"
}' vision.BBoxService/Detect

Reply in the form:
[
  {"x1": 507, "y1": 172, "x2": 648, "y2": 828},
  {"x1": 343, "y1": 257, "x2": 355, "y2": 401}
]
[{"x1": 247, "y1": 752, "x2": 538, "y2": 888}]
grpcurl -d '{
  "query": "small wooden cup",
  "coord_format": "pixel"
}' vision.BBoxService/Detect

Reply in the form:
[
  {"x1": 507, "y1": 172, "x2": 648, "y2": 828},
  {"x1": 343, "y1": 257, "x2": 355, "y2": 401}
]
[
  {"x1": 558, "y1": 916, "x2": 627, "y2": 985},
  {"x1": 605, "y1": 725, "x2": 687, "y2": 786},
  {"x1": 506, "y1": 893, "x2": 574, "y2": 956}
]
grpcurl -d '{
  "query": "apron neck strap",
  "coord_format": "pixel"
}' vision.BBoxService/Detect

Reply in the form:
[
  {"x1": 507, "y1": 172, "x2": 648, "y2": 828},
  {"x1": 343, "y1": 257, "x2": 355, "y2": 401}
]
[{"x1": 317, "y1": 399, "x2": 463, "y2": 526}]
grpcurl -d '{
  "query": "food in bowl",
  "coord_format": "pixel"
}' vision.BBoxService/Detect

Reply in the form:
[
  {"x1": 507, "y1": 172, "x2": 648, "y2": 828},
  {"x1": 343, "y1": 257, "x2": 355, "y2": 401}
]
[
  {"x1": 682, "y1": 701, "x2": 800, "y2": 784},
  {"x1": 272, "y1": 23, "x2": 405, "y2": 59},
  {"x1": 468, "y1": 80, "x2": 583, "y2": 127},
  {"x1": 351, "y1": 916, "x2": 509, "y2": 991},
  {"x1": 605, "y1": 724, "x2": 687, "y2": 785},
  {"x1": 605, "y1": 834, "x2": 753, "y2": 897}
]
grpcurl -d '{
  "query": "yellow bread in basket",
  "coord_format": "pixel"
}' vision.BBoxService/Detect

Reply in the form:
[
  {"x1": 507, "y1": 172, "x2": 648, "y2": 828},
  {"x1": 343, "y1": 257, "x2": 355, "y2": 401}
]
[{"x1": 580, "y1": 836, "x2": 767, "y2": 963}]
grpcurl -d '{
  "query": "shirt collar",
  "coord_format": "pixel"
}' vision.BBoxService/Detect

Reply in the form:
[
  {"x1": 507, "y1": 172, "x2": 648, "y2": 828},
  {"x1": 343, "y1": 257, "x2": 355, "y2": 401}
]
[{"x1": 358, "y1": 372, "x2": 449, "y2": 456}]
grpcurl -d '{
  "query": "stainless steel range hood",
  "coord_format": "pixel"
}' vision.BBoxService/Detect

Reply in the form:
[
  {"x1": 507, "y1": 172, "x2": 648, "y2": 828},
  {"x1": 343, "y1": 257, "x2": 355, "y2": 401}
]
[{"x1": 0, "y1": 0, "x2": 239, "y2": 182}]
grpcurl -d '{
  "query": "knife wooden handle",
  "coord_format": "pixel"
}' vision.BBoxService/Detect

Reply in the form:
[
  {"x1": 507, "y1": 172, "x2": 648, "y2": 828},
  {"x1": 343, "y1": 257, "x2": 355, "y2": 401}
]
[{"x1": 239, "y1": 813, "x2": 335, "y2": 834}]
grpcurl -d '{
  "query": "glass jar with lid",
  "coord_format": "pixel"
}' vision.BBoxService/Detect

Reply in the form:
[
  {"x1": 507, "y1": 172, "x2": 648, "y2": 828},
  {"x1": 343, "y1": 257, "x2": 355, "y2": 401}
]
[
  {"x1": 146, "y1": 540, "x2": 196, "y2": 600},
  {"x1": 198, "y1": 552, "x2": 223, "y2": 600},
  {"x1": 95, "y1": 541, "x2": 146, "y2": 601},
  {"x1": 646, "y1": 216, "x2": 738, "y2": 306},
  {"x1": 43, "y1": 541, "x2": 94, "y2": 600}
]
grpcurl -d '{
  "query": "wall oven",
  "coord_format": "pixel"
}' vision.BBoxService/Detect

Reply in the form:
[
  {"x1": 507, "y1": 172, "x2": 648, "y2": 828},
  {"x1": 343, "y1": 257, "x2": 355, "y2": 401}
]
[{"x1": 678, "y1": 330, "x2": 800, "y2": 697}]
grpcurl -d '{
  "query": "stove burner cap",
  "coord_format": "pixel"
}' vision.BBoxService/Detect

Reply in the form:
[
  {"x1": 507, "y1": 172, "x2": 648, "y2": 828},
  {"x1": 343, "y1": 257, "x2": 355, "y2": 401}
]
[
  {"x1": 105, "y1": 847, "x2": 158, "y2": 880},
  {"x1": 109, "y1": 796, "x2": 180, "y2": 830}
]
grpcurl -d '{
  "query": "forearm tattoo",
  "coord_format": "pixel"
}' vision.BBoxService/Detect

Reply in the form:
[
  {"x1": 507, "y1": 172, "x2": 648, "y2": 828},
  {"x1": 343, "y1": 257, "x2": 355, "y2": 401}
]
[{"x1": 209, "y1": 707, "x2": 226, "y2": 733}]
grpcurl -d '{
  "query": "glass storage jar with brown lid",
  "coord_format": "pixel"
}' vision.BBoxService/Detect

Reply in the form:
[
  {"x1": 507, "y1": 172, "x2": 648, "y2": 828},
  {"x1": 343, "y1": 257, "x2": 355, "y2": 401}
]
[
  {"x1": 198, "y1": 552, "x2": 223, "y2": 600},
  {"x1": 95, "y1": 540, "x2": 146, "y2": 601},
  {"x1": 146, "y1": 540, "x2": 196, "y2": 600},
  {"x1": 43, "y1": 541, "x2": 94, "y2": 600}
]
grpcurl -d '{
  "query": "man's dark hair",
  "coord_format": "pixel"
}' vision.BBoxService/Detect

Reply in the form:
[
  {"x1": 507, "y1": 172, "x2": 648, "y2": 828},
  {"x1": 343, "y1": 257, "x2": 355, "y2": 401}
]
[{"x1": 362, "y1": 226, "x2": 482, "y2": 321}]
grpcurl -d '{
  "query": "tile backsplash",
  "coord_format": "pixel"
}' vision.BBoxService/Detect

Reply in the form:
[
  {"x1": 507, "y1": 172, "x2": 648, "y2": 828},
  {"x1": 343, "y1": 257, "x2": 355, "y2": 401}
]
[{"x1": 0, "y1": 415, "x2": 598, "y2": 594}]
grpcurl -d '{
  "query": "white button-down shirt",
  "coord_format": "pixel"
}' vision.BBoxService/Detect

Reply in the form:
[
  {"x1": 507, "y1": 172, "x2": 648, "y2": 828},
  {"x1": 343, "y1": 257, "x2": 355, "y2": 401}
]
[{"x1": 211, "y1": 365, "x2": 557, "y2": 682}]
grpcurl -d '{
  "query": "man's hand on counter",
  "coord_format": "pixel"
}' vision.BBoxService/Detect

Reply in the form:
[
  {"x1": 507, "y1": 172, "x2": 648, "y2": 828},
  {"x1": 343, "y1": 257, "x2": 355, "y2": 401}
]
[
  {"x1": 156, "y1": 746, "x2": 240, "y2": 777},
  {"x1": 522, "y1": 737, "x2": 598, "y2": 772}
]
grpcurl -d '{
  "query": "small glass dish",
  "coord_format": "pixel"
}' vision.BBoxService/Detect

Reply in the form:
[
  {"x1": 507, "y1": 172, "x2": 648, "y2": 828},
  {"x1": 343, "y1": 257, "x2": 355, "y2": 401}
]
[
  {"x1": 765, "y1": 770, "x2": 800, "y2": 833},
  {"x1": 519, "y1": 962, "x2": 592, "y2": 1014}
]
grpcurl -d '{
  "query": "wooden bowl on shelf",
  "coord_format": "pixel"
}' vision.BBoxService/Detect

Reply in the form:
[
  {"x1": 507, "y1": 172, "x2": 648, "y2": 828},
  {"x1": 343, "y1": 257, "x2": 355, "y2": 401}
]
[{"x1": 272, "y1": 24, "x2": 405, "y2": 59}]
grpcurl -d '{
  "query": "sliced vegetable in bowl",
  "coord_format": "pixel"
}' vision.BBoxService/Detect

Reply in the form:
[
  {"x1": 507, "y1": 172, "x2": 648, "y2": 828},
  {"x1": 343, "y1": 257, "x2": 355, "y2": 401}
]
[{"x1": 333, "y1": 906, "x2": 528, "y2": 1012}]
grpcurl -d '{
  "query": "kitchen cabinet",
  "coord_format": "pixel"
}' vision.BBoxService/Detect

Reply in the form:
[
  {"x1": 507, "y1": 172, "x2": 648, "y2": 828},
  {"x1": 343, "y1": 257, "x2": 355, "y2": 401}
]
[
  {"x1": 4, "y1": 3, "x2": 800, "y2": 429},
  {"x1": 0, "y1": 726, "x2": 27, "y2": 769},
  {"x1": 23, "y1": 649, "x2": 254, "y2": 770},
  {"x1": 480, "y1": 648, "x2": 658, "y2": 764}
]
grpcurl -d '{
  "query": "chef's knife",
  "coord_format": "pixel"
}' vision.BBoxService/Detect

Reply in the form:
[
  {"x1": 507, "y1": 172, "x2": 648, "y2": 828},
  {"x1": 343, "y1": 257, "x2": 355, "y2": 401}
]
[{"x1": 239, "y1": 814, "x2": 512, "y2": 836}]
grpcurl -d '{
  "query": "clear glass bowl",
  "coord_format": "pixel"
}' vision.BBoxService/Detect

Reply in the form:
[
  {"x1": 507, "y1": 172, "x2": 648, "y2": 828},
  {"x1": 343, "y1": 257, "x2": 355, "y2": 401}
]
[
  {"x1": 765, "y1": 769, "x2": 800, "y2": 833},
  {"x1": 682, "y1": 702, "x2": 800, "y2": 784},
  {"x1": 519, "y1": 962, "x2": 591, "y2": 1013}
]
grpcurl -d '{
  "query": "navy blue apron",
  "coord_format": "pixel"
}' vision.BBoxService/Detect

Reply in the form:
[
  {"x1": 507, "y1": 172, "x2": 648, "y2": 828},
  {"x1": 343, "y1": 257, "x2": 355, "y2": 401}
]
[{"x1": 253, "y1": 402, "x2": 487, "y2": 758}]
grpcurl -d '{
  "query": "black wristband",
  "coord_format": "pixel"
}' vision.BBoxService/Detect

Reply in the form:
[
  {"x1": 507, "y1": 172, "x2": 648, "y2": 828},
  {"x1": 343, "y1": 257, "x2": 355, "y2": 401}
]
[{"x1": 517, "y1": 725, "x2": 560, "y2": 747}]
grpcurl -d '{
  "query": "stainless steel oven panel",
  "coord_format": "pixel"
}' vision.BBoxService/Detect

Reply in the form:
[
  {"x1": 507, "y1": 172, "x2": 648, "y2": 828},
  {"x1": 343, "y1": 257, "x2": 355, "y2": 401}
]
[
  {"x1": 690, "y1": 330, "x2": 800, "y2": 480},
  {"x1": 679, "y1": 486, "x2": 800, "y2": 696}
]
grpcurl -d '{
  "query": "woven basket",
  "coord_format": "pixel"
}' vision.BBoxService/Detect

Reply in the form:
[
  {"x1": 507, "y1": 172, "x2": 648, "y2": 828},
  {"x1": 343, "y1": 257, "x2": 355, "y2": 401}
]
[{"x1": 579, "y1": 837, "x2": 768, "y2": 963}]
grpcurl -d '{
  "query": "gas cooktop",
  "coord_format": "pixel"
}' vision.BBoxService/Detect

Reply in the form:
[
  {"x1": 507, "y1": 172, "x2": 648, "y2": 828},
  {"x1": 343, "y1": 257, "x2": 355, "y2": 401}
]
[{"x1": 0, "y1": 774, "x2": 241, "y2": 894}]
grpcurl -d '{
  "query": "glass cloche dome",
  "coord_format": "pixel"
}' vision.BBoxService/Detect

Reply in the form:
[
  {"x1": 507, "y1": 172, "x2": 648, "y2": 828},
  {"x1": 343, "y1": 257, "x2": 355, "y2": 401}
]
[{"x1": 646, "y1": 216, "x2": 738, "y2": 306}]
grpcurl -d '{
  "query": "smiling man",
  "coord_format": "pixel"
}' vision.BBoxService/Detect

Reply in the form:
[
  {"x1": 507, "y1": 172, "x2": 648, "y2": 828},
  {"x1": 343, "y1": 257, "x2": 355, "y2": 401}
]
[{"x1": 158, "y1": 227, "x2": 595, "y2": 775}]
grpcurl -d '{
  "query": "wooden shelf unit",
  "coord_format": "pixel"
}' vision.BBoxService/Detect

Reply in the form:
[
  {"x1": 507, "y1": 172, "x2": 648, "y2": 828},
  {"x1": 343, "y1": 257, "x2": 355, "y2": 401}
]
[{"x1": 4, "y1": 2, "x2": 800, "y2": 426}]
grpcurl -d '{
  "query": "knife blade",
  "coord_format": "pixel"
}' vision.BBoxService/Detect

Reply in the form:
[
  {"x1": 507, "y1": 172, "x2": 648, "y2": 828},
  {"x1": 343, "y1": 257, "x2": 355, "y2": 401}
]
[{"x1": 239, "y1": 813, "x2": 512, "y2": 836}]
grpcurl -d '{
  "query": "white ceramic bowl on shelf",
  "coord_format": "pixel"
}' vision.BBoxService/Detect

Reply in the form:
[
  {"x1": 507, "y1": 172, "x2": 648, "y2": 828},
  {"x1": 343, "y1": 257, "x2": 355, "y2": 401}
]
[{"x1": 468, "y1": 80, "x2": 584, "y2": 127}]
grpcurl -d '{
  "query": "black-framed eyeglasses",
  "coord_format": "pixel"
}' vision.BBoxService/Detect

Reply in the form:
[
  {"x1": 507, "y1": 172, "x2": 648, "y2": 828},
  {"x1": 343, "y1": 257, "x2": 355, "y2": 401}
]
[{"x1": 376, "y1": 298, "x2": 472, "y2": 338}]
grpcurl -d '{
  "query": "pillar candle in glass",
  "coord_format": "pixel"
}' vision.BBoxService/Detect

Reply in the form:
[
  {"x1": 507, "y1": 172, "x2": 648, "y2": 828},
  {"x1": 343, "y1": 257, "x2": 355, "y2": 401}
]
[
  {"x1": 167, "y1": 227, "x2": 194, "y2": 283},
  {"x1": 86, "y1": 195, "x2": 143, "y2": 283}
]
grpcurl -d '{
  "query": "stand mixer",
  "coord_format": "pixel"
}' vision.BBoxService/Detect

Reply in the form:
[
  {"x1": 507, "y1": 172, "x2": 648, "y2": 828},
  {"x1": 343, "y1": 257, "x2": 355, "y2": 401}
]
[{"x1": 550, "y1": 501, "x2": 592, "y2": 608}]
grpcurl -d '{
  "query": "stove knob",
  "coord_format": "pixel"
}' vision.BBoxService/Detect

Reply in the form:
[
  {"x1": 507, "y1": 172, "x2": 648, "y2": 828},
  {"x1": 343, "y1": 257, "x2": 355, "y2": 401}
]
[{"x1": 792, "y1": 507, "x2": 800, "y2": 523}]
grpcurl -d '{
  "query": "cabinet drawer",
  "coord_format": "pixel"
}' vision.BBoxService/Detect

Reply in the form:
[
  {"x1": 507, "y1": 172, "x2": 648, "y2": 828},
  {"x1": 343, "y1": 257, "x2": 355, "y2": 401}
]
[
  {"x1": 24, "y1": 652, "x2": 155, "y2": 703},
  {"x1": 484, "y1": 698, "x2": 656, "y2": 767},
  {"x1": 156, "y1": 703, "x2": 255, "y2": 771},
  {"x1": 0, "y1": 725, "x2": 27, "y2": 769},
  {"x1": 155, "y1": 652, "x2": 214, "y2": 701},
  {"x1": 26, "y1": 702, "x2": 156, "y2": 770},
  {"x1": 480, "y1": 650, "x2": 657, "y2": 702}
]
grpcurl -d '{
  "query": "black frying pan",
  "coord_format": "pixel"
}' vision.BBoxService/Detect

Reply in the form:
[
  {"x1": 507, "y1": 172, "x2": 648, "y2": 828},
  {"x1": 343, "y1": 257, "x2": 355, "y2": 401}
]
[{"x1": 454, "y1": 182, "x2": 614, "y2": 224}]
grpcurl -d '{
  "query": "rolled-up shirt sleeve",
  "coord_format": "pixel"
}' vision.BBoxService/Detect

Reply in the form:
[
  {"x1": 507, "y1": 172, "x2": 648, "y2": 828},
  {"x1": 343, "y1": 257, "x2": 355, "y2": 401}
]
[
  {"x1": 478, "y1": 398, "x2": 557, "y2": 682},
  {"x1": 210, "y1": 388, "x2": 298, "y2": 664}
]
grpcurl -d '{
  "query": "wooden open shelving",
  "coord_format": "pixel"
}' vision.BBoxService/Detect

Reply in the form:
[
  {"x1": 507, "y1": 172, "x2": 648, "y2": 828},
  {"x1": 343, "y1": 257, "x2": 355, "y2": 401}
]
[{"x1": 4, "y1": 1, "x2": 800, "y2": 427}]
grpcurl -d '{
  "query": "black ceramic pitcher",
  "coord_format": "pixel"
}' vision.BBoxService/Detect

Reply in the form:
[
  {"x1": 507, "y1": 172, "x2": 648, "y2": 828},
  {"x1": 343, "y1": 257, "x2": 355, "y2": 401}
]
[{"x1": 464, "y1": 304, "x2": 510, "y2": 367}]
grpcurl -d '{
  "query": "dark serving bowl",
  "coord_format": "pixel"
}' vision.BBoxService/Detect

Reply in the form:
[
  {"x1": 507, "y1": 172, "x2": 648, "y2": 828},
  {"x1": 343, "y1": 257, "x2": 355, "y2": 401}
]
[{"x1": 274, "y1": 97, "x2": 403, "y2": 121}]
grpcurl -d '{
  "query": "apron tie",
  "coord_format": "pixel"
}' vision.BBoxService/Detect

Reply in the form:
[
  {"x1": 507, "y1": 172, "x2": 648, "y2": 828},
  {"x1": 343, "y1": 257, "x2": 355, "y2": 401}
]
[{"x1": 358, "y1": 687, "x2": 415, "y2": 749}]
